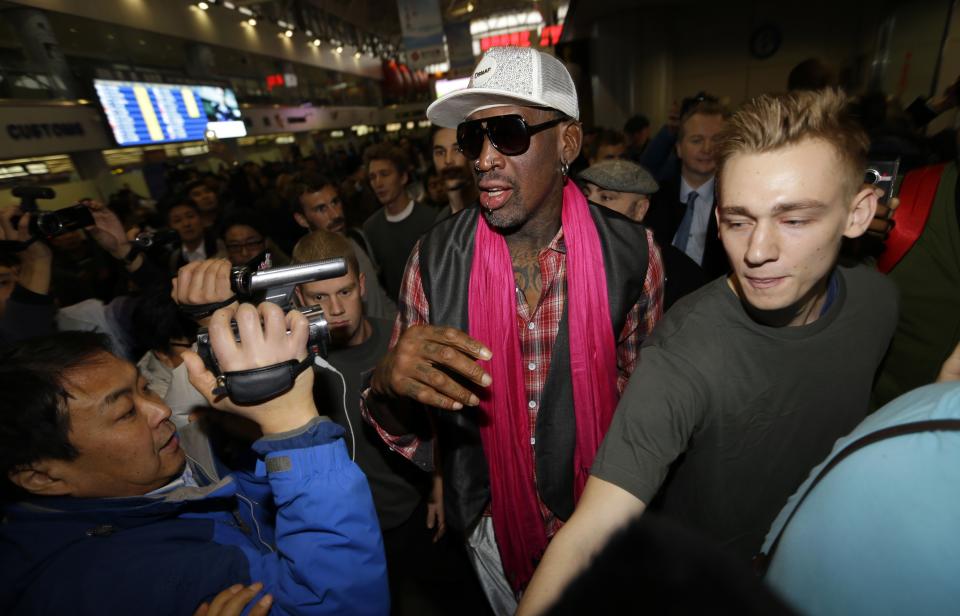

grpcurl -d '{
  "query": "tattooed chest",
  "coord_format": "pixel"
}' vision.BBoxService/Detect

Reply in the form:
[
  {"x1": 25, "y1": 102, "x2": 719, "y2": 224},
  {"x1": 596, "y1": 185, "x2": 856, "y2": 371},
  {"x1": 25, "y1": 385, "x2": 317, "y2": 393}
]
[{"x1": 513, "y1": 259, "x2": 543, "y2": 311}]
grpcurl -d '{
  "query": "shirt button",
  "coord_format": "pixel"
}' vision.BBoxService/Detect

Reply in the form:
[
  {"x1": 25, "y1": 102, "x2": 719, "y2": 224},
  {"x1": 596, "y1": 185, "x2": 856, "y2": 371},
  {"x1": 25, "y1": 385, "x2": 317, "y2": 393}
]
[
  {"x1": 528, "y1": 400, "x2": 537, "y2": 409},
  {"x1": 528, "y1": 362, "x2": 536, "y2": 371},
  {"x1": 527, "y1": 322, "x2": 535, "y2": 330},
  {"x1": 530, "y1": 437, "x2": 536, "y2": 446}
]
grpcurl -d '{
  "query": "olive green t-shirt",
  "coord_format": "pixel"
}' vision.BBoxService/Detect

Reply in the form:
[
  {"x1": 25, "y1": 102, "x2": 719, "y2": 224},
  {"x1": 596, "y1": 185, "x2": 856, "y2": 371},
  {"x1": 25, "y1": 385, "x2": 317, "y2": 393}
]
[{"x1": 593, "y1": 265, "x2": 898, "y2": 560}]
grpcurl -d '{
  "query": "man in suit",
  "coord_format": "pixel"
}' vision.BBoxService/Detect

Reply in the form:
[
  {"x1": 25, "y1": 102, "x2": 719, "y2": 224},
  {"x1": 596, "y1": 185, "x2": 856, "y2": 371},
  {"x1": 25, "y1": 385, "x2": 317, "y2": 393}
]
[{"x1": 645, "y1": 99, "x2": 729, "y2": 279}]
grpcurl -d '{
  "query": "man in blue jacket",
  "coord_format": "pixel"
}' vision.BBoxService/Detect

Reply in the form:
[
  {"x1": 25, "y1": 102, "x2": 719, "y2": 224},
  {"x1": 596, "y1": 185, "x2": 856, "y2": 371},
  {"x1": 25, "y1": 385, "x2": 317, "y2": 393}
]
[{"x1": 0, "y1": 299, "x2": 389, "y2": 614}]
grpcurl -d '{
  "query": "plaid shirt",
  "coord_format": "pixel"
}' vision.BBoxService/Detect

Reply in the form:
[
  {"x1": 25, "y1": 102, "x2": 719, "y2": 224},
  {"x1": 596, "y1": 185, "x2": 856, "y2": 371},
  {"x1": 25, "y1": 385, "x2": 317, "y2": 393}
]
[{"x1": 362, "y1": 226, "x2": 664, "y2": 536}]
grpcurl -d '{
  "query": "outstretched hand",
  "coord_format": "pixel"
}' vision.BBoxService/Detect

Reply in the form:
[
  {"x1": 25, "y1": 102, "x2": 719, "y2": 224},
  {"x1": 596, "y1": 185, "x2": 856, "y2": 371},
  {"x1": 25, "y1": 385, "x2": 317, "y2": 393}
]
[
  {"x1": 182, "y1": 301, "x2": 318, "y2": 434},
  {"x1": 370, "y1": 325, "x2": 492, "y2": 410}
]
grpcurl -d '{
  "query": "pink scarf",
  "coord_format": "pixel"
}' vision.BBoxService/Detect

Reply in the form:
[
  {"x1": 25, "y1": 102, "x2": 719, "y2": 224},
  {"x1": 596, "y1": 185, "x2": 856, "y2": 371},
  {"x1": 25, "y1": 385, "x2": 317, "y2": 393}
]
[{"x1": 467, "y1": 181, "x2": 619, "y2": 593}]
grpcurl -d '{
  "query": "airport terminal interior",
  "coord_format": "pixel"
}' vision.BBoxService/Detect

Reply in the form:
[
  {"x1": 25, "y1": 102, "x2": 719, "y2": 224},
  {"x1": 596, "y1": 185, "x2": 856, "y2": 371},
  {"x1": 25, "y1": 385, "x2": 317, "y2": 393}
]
[{"x1": 0, "y1": 0, "x2": 958, "y2": 615}]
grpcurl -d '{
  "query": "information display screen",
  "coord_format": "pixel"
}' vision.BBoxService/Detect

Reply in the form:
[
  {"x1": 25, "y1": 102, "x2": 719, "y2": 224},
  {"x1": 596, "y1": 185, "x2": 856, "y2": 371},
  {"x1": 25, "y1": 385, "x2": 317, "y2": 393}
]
[{"x1": 93, "y1": 79, "x2": 246, "y2": 146}]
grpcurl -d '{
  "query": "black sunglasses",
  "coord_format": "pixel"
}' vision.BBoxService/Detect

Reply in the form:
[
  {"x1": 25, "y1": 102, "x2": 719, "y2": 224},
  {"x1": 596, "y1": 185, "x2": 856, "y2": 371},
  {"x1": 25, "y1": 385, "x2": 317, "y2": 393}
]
[{"x1": 456, "y1": 114, "x2": 564, "y2": 160}]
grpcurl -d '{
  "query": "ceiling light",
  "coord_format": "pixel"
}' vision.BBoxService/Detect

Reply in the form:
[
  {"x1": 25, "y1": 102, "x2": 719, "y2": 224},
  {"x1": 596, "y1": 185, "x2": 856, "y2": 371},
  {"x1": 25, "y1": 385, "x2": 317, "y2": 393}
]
[
  {"x1": 335, "y1": 45, "x2": 343, "y2": 54},
  {"x1": 284, "y1": 29, "x2": 294, "y2": 38},
  {"x1": 247, "y1": 18, "x2": 257, "y2": 26},
  {"x1": 354, "y1": 51, "x2": 362, "y2": 58},
  {"x1": 312, "y1": 39, "x2": 321, "y2": 47},
  {"x1": 222, "y1": 1, "x2": 236, "y2": 8},
  {"x1": 197, "y1": 1, "x2": 209, "y2": 10}
]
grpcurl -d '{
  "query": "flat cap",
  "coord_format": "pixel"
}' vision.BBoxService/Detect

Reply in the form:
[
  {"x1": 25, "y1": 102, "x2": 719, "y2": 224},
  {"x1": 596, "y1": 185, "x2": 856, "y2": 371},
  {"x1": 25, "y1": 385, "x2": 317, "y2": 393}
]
[{"x1": 577, "y1": 159, "x2": 659, "y2": 195}]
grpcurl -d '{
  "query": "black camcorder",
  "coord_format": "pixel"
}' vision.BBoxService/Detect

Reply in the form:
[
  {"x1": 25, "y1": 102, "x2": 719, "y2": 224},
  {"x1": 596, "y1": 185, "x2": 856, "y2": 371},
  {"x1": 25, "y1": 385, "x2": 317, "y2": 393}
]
[
  {"x1": 195, "y1": 257, "x2": 347, "y2": 403},
  {"x1": 864, "y1": 159, "x2": 900, "y2": 206},
  {"x1": 11, "y1": 186, "x2": 94, "y2": 240},
  {"x1": 130, "y1": 228, "x2": 181, "y2": 251}
]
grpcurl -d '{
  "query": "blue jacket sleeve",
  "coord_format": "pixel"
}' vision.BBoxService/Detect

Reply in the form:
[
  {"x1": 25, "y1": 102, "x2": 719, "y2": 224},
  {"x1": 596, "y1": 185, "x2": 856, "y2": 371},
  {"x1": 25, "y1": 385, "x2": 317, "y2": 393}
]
[{"x1": 246, "y1": 417, "x2": 389, "y2": 615}]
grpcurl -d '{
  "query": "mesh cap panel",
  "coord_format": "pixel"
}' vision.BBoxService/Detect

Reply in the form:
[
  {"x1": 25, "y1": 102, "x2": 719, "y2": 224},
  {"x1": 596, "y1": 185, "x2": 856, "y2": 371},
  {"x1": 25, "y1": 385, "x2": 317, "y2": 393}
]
[{"x1": 427, "y1": 47, "x2": 579, "y2": 128}]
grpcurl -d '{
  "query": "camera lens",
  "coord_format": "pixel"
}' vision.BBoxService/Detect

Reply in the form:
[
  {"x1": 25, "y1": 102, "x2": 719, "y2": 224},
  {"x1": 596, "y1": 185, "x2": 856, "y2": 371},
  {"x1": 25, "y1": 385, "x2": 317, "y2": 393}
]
[{"x1": 34, "y1": 212, "x2": 63, "y2": 237}]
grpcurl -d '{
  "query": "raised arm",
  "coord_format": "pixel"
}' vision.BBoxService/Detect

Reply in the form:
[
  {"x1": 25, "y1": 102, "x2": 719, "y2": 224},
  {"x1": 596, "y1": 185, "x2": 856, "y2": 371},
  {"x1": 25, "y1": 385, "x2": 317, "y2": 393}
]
[
  {"x1": 183, "y1": 301, "x2": 389, "y2": 615},
  {"x1": 517, "y1": 477, "x2": 646, "y2": 615}
]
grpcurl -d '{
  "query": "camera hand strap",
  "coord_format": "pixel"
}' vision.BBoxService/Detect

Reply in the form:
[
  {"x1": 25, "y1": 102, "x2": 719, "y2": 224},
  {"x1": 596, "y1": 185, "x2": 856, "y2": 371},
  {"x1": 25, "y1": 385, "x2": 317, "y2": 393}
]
[
  {"x1": 179, "y1": 297, "x2": 238, "y2": 320},
  {"x1": 213, "y1": 351, "x2": 316, "y2": 405}
]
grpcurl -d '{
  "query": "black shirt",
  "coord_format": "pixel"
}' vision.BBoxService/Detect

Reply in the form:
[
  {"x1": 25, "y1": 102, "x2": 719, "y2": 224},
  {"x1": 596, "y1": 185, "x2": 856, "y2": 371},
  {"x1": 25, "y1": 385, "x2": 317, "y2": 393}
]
[{"x1": 313, "y1": 317, "x2": 430, "y2": 530}]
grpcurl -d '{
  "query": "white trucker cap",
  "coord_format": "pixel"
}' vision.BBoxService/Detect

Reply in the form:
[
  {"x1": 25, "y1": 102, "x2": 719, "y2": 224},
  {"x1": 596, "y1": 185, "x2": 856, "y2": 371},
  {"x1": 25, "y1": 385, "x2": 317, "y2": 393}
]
[{"x1": 426, "y1": 46, "x2": 579, "y2": 128}]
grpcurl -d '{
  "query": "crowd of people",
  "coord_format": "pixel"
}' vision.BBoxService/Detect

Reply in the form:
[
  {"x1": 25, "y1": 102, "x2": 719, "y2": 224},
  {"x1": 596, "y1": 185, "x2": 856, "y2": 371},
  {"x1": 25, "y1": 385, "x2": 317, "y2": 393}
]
[{"x1": 0, "y1": 45, "x2": 958, "y2": 616}]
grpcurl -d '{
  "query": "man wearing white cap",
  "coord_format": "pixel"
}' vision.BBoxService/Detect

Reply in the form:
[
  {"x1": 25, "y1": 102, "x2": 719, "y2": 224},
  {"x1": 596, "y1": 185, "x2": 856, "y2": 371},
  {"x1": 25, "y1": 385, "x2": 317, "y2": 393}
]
[{"x1": 361, "y1": 46, "x2": 664, "y2": 612}]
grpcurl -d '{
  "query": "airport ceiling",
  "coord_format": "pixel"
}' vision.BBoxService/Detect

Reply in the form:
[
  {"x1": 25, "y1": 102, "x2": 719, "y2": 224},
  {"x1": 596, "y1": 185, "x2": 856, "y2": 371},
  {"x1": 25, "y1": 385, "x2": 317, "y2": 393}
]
[{"x1": 240, "y1": 0, "x2": 568, "y2": 40}]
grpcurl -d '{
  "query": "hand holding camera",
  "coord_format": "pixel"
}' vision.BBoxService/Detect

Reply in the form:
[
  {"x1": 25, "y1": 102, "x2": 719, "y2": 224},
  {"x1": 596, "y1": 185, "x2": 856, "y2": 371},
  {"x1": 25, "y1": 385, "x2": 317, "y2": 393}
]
[
  {"x1": 172, "y1": 259, "x2": 237, "y2": 319},
  {"x1": 83, "y1": 199, "x2": 137, "y2": 260},
  {"x1": 182, "y1": 301, "x2": 319, "y2": 435},
  {"x1": 0, "y1": 205, "x2": 52, "y2": 296},
  {"x1": 173, "y1": 256, "x2": 345, "y2": 406}
]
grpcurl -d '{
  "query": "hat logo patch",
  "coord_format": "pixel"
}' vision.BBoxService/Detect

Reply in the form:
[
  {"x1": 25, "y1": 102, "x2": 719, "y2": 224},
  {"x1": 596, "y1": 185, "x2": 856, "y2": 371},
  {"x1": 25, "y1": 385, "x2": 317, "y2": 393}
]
[{"x1": 472, "y1": 58, "x2": 498, "y2": 86}]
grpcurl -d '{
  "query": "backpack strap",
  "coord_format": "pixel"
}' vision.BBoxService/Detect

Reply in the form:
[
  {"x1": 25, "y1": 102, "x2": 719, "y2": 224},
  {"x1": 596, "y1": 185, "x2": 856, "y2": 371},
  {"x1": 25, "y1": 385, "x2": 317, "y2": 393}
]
[
  {"x1": 877, "y1": 163, "x2": 947, "y2": 273},
  {"x1": 754, "y1": 418, "x2": 960, "y2": 575}
]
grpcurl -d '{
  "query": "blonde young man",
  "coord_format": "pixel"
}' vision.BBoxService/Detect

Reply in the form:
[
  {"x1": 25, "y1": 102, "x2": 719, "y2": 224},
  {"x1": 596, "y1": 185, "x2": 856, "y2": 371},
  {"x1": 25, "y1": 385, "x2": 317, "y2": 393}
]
[{"x1": 519, "y1": 89, "x2": 899, "y2": 614}]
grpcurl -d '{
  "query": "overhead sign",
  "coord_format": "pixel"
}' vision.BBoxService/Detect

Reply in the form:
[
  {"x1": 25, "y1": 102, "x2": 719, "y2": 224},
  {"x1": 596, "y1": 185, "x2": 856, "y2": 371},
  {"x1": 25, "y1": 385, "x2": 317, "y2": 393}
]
[
  {"x1": 398, "y1": 0, "x2": 447, "y2": 70},
  {"x1": 0, "y1": 103, "x2": 111, "y2": 158},
  {"x1": 241, "y1": 104, "x2": 428, "y2": 135},
  {"x1": 242, "y1": 106, "x2": 381, "y2": 135},
  {"x1": 266, "y1": 74, "x2": 285, "y2": 91},
  {"x1": 480, "y1": 24, "x2": 563, "y2": 53},
  {"x1": 93, "y1": 79, "x2": 246, "y2": 146}
]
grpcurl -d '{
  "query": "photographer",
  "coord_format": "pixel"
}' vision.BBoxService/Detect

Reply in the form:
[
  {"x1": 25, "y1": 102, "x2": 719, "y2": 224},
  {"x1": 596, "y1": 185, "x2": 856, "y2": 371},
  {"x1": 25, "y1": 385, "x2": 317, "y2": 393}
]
[
  {"x1": 7, "y1": 196, "x2": 171, "y2": 358},
  {"x1": 0, "y1": 206, "x2": 55, "y2": 346},
  {"x1": 0, "y1": 297, "x2": 389, "y2": 613}
]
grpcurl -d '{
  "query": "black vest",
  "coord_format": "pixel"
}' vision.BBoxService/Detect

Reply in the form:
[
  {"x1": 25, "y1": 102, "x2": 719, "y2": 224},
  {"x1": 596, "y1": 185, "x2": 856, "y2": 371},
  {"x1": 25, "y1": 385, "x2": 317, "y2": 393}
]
[{"x1": 419, "y1": 203, "x2": 650, "y2": 531}]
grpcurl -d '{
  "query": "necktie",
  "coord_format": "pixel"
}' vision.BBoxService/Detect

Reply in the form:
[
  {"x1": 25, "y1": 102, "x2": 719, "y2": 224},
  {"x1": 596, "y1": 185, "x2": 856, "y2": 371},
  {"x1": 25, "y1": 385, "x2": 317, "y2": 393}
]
[{"x1": 673, "y1": 190, "x2": 699, "y2": 253}]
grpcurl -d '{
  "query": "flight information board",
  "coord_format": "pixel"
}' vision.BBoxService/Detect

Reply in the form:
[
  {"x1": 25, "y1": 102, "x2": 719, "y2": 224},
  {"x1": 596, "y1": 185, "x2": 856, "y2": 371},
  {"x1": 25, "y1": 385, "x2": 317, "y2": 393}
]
[{"x1": 93, "y1": 79, "x2": 246, "y2": 146}]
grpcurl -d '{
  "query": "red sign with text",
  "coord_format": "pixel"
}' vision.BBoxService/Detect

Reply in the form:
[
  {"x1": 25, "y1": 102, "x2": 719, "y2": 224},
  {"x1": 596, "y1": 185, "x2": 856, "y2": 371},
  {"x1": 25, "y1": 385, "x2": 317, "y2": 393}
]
[
  {"x1": 266, "y1": 74, "x2": 285, "y2": 91},
  {"x1": 480, "y1": 24, "x2": 564, "y2": 52}
]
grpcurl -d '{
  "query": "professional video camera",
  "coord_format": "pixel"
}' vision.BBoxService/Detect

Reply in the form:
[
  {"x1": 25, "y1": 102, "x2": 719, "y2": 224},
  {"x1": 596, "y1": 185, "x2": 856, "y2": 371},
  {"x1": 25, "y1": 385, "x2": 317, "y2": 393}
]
[
  {"x1": 194, "y1": 256, "x2": 347, "y2": 404},
  {"x1": 11, "y1": 186, "x2": 94, "y2": 241}
]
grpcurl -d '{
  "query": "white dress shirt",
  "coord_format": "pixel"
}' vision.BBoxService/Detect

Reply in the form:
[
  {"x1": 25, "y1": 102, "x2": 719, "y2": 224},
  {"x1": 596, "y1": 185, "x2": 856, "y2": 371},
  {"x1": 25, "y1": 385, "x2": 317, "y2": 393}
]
[{"x1": 181, "y1": 241, "x2": 208, "y2": 263}]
